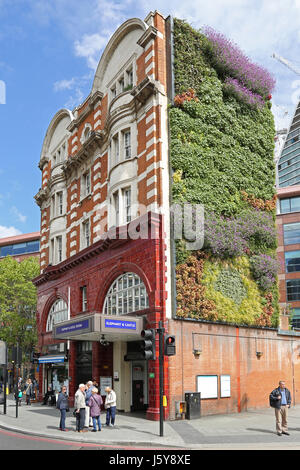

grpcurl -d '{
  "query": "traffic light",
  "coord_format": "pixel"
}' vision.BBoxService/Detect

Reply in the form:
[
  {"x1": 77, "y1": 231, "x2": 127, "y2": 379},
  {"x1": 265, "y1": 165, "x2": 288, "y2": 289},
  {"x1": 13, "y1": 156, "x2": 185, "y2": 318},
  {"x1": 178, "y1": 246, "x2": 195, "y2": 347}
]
[
  {"x1": 141, "y1": 329, "x2": 156, "y2": 360},
  {"x1": 164, "y1": 335, "x2": 176, "y2": 356},
  {"x1": 30, "y1": 351, "x2": 40, "y2": 364}
]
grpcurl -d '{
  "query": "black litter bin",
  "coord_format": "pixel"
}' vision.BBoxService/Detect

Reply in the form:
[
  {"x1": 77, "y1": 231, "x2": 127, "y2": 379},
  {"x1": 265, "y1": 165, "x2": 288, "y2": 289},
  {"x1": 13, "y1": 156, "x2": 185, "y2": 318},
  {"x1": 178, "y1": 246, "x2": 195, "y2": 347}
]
[{"x1": 185, "y1": 392, "x2": 201, "y2": 419}]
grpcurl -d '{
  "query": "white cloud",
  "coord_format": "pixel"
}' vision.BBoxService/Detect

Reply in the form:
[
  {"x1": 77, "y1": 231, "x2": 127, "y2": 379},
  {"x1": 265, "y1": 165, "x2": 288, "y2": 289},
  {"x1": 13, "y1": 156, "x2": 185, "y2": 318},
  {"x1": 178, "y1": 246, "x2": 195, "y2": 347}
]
[
  {"x1": 10, "y1": 206, "x2": 27, "y2": 223},
  {"x1": 74, "y1": 33, "x2": 109, "y2": 71},
  {"x1": 0, "y1": 225, "x2": 22, "y2": 238},
  {"x1": 53, "y1": 78, "x2": 77, "y2": 92}
]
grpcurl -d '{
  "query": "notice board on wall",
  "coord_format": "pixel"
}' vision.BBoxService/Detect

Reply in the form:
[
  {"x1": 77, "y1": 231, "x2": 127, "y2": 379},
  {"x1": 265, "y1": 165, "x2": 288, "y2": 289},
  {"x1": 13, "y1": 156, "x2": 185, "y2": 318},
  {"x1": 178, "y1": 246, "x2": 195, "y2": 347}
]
[
  {"x1": 196, "y1": 375, "x2": 218, "y2": 399},
  {"x1": 220, "y1": 375, "x2": 231, "y2": 398},
  {"x1": 100, "y1": 376, "x2": 112, "y2": 395}
]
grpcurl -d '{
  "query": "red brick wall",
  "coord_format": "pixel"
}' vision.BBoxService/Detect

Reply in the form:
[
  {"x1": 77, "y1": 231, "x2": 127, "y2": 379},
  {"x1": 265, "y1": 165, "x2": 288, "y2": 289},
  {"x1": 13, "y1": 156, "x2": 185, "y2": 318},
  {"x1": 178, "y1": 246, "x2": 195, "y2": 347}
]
[
  {"x1": 167, "y1": 319, "x2": 300, "y2": 418},
  {"x1": 35, "y1": 213, "x2": 167, "y2": 416}
]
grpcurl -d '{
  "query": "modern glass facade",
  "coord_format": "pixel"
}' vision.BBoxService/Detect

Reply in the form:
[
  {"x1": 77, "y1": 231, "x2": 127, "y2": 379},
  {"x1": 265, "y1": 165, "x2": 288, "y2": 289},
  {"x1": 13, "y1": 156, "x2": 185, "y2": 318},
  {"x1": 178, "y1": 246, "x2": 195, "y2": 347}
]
[
  {"x1": 278, "y1": 101, "x2": 300, "y2": 187},
  {"x1": 0, "y1": 239, "x2": 40, "y2": 258},
  {"x1": 292, "y1": 308, "x2": 300, "y2": 328},
  {"x1": 285, "y1": 250, "x2": 300, "y2": 272},
  {"x1": 283, "y1": 222, "x2": 300, "y2": 245},
  {"x1": 280, "y1": 196, "x2": 300, "y2": 214}
]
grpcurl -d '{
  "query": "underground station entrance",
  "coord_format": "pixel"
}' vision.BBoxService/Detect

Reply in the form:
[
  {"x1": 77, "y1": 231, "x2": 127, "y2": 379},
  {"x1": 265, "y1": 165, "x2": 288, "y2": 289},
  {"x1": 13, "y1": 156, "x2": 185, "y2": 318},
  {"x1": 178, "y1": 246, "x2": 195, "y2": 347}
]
[{"x1": 52, "y1": 313, "x2": 149, "y2": 413}]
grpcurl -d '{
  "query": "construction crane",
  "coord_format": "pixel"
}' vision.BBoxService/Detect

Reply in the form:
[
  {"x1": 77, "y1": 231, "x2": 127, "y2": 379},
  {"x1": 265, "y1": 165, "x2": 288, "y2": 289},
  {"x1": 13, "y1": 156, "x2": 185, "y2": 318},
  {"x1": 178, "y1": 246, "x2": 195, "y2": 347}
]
[{"x1": 272, "y1": 53, "x2": 300, "y2": 76}]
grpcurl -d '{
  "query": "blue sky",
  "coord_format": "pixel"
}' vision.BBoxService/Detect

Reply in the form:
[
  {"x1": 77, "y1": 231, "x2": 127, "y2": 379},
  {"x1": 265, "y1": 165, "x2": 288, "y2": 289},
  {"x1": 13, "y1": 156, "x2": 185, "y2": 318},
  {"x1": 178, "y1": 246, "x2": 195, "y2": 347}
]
[{"x1": 0, "y1": 0, "x2": 300, "y2": 237}]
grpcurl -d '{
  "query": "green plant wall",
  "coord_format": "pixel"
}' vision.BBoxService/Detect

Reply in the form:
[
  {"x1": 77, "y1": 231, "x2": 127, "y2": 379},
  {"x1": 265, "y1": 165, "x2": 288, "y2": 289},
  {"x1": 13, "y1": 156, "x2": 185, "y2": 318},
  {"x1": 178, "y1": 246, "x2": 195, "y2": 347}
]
[{"x1": 171, "y1": 19, "x2": 279, "y2": 327}]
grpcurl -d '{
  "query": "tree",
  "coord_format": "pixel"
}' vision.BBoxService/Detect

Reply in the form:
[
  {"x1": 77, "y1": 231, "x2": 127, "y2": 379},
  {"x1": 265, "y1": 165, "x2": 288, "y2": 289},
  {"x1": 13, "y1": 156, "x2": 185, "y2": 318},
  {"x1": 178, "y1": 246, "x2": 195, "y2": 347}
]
[{"x1": 0, "y1": 256, "x2": 40, "y2": 352}]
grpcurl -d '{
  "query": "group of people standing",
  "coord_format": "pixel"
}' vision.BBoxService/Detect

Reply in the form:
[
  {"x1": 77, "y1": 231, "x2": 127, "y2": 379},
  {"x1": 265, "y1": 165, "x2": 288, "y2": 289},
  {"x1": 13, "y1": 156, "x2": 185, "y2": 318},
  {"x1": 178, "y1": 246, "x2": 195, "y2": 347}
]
[
  {"x1": 14, "y1": 378, "x2": 38, "y2": 406},
  {"x1": 56, "y1": 380, "x2": 116, "y2": 433}
]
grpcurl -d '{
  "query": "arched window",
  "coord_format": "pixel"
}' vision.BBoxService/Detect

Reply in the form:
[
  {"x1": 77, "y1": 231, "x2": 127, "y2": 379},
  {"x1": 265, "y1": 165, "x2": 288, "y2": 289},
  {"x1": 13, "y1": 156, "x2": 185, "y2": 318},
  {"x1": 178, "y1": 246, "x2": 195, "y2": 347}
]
[
  {"x1": 103, "y1": 273, "x2": 149, "y2": 315},
  {"x1": 46, "y1": 299, "x2": 68, "y2": 332}
]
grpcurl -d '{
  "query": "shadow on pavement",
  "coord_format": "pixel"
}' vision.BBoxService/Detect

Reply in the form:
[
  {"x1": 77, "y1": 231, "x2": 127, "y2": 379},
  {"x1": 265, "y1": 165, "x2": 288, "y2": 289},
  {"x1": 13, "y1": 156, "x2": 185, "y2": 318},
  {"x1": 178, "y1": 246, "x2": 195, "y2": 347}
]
[{"x1": 246, "y1": 428, "x2": 276, "y2": 435}]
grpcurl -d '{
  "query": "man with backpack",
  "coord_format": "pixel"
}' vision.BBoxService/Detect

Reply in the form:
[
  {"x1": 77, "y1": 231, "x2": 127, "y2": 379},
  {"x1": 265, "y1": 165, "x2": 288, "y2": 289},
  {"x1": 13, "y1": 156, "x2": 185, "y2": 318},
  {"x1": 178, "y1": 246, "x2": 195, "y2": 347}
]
[{"x1": 270, "y1": 381, "x2": 292, "y2": 436}]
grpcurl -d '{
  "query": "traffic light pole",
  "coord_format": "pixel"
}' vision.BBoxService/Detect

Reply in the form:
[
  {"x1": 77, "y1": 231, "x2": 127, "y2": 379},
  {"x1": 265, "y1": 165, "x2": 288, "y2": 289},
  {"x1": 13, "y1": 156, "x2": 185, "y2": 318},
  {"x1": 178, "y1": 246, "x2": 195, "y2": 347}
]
[{"x1": 158, "y1": 321, "x2": 165, "y2": 437}]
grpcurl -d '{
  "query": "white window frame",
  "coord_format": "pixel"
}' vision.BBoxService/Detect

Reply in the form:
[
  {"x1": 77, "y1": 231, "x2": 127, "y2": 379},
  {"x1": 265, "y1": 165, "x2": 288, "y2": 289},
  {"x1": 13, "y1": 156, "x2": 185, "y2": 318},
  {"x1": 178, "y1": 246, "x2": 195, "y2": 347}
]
[
  {"x1": 103, "y1": 273, "x2": 149, "y2": 315},
  {"x1": 126, "y1": 67, "x2": 133, "y2": 88},
  {"x1": 82, "y1": 170, "x2": 91, "y2": 199},
  {"x1": 82, "y1": 286, "x2": 88, "y2": 312},
  {"x1": 46, "y1": 299, "x2": 68, "y2": 332},
  {"x1": 123, "y1": 187, "x2": 131, "y2": 223},
  {"x1": 123, "y1": 130, "x2": 131, "y2": 160},
  {"x1": 50, "y1": 235, "x2": 64, "y2": 265},
  {"x1": 82, "y1": 219, "x2": 90, "y2": 249},
  {"x1": 57, "y1": 235, "x2": 62, "y2": 263}
]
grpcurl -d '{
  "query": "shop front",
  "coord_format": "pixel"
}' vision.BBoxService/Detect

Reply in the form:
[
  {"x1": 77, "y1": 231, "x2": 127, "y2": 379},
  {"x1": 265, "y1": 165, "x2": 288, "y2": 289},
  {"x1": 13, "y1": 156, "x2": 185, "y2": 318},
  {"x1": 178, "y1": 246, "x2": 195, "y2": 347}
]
[
  {"x1": 38, "y1": 343, "x2": 69, "y2": 395},
  {"x1": 52, "y1": 313, "x2": 146, "y2": 412}
]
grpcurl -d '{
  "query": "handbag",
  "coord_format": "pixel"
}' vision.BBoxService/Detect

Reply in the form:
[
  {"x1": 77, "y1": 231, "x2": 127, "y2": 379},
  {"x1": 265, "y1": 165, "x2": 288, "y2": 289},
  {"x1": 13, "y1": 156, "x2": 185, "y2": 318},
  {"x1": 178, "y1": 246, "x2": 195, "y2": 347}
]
[{"x1": 73, "y1": 410, "x2": 78, "y2": 417}]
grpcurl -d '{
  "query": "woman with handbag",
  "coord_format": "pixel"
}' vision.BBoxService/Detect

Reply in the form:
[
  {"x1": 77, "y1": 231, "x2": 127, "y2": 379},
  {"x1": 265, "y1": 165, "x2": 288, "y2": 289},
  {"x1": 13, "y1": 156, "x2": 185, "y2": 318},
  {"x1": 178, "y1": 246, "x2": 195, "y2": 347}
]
[
  {"x1": 56, "y1": 386, "x2": 70, "y2": 431},
  {"x1": 24, "y1": 379, "x2": 33, "y2": 405},
  {"x1": 88, "y1": 388, "x2": 103, "y2": 432}
]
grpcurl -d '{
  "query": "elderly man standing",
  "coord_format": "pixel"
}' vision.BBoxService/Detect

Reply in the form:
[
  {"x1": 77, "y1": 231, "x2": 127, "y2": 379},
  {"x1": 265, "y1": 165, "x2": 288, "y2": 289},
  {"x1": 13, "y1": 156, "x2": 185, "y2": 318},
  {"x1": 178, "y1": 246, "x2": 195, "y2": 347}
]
[
  {"x1": 270, "y1": 380, "x2": 292, "y2": 436},
  {"x1": 74, "y1": 384, "x2": 87, "y2": 433}
]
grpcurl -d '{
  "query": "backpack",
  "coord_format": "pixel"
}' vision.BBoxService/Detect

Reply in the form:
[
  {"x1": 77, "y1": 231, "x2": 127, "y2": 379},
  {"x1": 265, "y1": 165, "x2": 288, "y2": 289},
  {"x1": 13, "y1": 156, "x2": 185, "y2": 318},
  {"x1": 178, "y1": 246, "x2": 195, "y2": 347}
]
[{"x1": 269, "y1": 389, "x2": 280, "y2": 408}]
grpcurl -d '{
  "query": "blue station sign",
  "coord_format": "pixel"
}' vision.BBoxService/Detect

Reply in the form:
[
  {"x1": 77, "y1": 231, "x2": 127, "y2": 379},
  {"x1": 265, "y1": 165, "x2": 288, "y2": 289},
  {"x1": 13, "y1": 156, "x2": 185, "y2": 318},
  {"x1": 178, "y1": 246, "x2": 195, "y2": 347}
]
[{"x1": 104, "y1": 319, "x2": 137, "y2": 330}]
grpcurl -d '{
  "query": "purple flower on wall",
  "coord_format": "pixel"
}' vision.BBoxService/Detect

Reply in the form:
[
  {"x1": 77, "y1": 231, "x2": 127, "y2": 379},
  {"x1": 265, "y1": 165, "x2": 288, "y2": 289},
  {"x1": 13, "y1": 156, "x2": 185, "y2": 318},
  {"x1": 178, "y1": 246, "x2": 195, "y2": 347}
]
[
  {"x1": 204, "y1": 209, "x2": 277, "y2": 258},
  {"x1": 250, "y1": 254, "x2": 280, "y2": 291},
  {"x1": 223, "y1": 78, "x2": 265, "y2": 109},
  {"x1": 203, "y1": 26, "x2": 276, "y2": 98}
]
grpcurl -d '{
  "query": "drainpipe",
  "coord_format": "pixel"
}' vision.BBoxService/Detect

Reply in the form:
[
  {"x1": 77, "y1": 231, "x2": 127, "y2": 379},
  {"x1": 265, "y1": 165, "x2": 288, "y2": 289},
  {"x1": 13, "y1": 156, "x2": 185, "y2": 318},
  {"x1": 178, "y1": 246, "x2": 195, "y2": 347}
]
[{"x1": 236, "y1": 327, "x2": 241, "y2": 413}]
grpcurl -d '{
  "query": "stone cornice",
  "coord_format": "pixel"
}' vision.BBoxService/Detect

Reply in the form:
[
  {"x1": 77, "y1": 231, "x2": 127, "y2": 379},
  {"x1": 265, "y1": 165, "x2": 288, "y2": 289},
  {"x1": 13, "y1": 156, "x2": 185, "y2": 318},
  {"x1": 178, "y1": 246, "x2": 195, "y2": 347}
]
[
  {"x1": 34, "y1": 187, "x2": 49, "y2": 208},
  {"x1": 137, "y1": 25, "x2": 158, "y2": 48},
  {"x1": 38, "y1": 155, "x2": 49, "y2": 171},
  {"x1": 62, "y1": 130, "x2": 105, "y2": 178},
  {"x1": 130, "y1": 76, "x2": 157, "y2": 104}
]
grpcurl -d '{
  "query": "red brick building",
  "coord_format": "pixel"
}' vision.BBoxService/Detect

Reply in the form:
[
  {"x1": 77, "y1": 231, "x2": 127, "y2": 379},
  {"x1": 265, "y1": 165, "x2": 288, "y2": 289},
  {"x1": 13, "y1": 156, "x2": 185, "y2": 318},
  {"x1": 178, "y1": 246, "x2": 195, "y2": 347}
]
[
  {"x1": 33, "y1": 11, "x2": 300, "y2": 420},
  {"x1": 33, "y1": 12, "x2": 172, "y2": 420}
]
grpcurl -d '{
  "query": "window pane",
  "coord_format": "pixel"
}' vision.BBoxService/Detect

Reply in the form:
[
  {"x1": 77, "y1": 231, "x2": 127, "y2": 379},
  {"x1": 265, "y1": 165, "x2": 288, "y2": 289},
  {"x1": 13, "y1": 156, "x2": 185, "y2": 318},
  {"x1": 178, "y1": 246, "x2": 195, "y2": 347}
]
[
  {"x1": 287, "y1": 280, "x2": 300, "y2": 301},
  {"x1": 284, "y1": 223, "x2": 300, "y2": 245},
  {"x1": 285, "y1": 250, "x2": 300, "y2": 272},
  {"x1": 0, "y1": 245, "x2": 13, "y2": 257},
  {"x1": 280, "y1": 199, "x2": 291, "y2": 214},
  {"x1": 103, "y1": 273, "x2": 149, "y2": 315},
  {"x1": 291, "y1": 197, "x2": 300, "y2": 212}
]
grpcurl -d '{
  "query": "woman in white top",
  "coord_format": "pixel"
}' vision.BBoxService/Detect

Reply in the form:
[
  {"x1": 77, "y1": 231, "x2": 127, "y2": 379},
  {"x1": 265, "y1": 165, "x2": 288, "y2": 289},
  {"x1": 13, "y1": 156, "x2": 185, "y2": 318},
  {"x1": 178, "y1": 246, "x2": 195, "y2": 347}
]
[{"x1": 105, "y1": 387, "x2": 117, "y2": 426}]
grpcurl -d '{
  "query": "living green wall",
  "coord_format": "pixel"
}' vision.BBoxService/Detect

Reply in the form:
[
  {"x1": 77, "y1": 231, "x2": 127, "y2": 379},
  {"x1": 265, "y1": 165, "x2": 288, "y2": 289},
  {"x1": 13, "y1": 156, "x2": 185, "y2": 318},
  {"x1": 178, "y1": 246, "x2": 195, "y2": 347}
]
[{"x1": 171, "y1": 19, "x2": 279, "y2": 327}]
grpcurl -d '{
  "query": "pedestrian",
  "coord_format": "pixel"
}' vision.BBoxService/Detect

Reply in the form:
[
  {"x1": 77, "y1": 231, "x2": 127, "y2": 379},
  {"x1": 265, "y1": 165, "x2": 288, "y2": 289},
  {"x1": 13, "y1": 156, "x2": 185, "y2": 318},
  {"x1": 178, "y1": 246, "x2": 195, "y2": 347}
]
[
  {"x1": 14, "y1": 384, "x2": 22, "y2": 406},
  {"x1": 56, "y1": 386, "x2": 70, "y2": 432},
  {"x1": 85, "y1": 380, "x2": 95, "y2": 428},
  {"x1": 24, "y1": 379, "x2": 33, "y2": 405},
  {"x1": 105, "y1": 386, "x2": 117, "y2": 427},
  {"x1": 88, "y1": 388, "x2": 103, "y2": 432},
  {"x1": 74, "y1": 384, "x2": 87, "y2": 433},
  {"x1": 270, "y1": 380, "x2": 292, "y2": 436}
]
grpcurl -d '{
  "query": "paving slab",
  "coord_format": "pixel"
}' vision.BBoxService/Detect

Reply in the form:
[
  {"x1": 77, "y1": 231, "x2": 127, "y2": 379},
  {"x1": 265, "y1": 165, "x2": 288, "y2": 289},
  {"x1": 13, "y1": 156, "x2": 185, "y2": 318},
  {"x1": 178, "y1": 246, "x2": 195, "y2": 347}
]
[{"x1": 1, "y1": 395, "x2": 300, "y2": 449}]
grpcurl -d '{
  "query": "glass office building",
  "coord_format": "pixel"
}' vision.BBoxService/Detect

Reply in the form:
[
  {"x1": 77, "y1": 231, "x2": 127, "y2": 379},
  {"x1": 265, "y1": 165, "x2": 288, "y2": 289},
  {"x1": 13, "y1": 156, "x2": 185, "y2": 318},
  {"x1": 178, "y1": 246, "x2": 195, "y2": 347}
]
[
  {"x1": 278, "y1": 101, "x2": 300, "y2": 187},
  {"x1": 0, "y1": 232, "x2": 40, "y2": 260}
]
